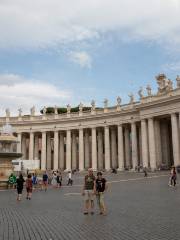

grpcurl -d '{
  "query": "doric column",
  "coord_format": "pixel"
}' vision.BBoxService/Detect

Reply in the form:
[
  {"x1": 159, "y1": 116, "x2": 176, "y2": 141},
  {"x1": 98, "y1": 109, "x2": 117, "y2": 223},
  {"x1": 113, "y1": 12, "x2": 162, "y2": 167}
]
[
  {"x1": 59, "y1": 132, "x2": 65, "y2": 170},
  {"x1": 46, "y1": 133, "x2": 52, "y2": 170},
  {"x1": 84, "y1": 130, "x2": 90, "y2": 169},
  {"x1": 171, "y1": 113, "x2": 180, "y2": 166},
  {"x1": 104, "y1": 126, "x2": 110, "y2": 170},
  {"x1": 17, "y1": 133, "x2": 22, "y2": 153},
  {"x1": 91, "y1": 127, "x2": 97, "y2": 170},
  {"x1": 111, "y1": 127, "x2": 117, "y2": 169},
  {"x1": 131, "y1": 122, "x2": 138, "y2": 170},
  {"x1": 79, "y1": 128, "x2": 84, "y2": 171},
  {"x1": 148, "y1": 118, "x2": 156, "y2": 170},
  {"x1": 22, "y1": 135, "x2": 27, "y2": 159},
  {"x1": 124, "y1": 126, "x2": 131, "y2": 168},
  {"x1": 154, "y1": 120, "x2": 162, "y2": 167},
  {"x1": 97, "y1": 129, "x2": 104, "y2": 170},
  {"x1": 34, "y1": 135, "x2": 39, "y2": 160},
  {"x1": 29, "y1": 132, "x2": 34, "y2": 160},
  {"x1": 160, "y1": 121, "x2": 170, "y2": 166},
  {"x1": 117, "y1": 124, "x2": 124, "y2": 170},
  {"x1": 72, "y1": 131, "x2": 77, "y2": 170},
  {"x1": 66, "y1": 129, "x2": 71, "y2": 170},
  {"x1": 141, "y1": 119, "x2": 148, "y2": 168},
  {"x1": 53, "y1": 130, "x2": 59, "y2": 170},
  {"x1": 41, "y1": 131, "x2": 47, "y2": 170}
]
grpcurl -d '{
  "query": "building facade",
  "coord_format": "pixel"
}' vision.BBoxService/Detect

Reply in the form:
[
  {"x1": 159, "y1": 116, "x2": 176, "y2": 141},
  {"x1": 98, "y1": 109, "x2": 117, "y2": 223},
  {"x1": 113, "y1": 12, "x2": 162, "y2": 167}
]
[{"x1": 1, "y1": 74, "x2": 180, "y2": 171}]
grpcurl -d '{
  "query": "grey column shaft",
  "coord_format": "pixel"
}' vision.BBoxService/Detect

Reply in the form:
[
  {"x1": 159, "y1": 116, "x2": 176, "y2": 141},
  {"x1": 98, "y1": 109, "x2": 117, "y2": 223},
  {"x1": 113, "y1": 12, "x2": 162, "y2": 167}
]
[
  {"x1": 104, "y1": 126, "x2": 110, "y2": 170},
  {"x1": 97, "y1": 129, "x2": 104, "y2": 170},
  {"x1": 131, "y1": 122, "x2": 138, "y2": 169},
  {"x1": 154, "y1": 120, "x2": 162, "y2": 167},
  {"x1": 91, "y1": 127, "x2": 97, "y2": 170},
  {"x1": 29, "y1": 132, "x2": 34, "y2": 160},
  {"x1": 59, "y1": 132, "x2": 65, "y2": 170},
  {"x1": 34, "y1": 135, "x2": 39, "y2": 160},
  {"x1": 111, "y1": 128, "x2": 117, "y2": 169},
  {"x1": 141, "y1": 119, "x2": 149, "y2": 168},
  {"x1": 66, "y1": 130, "x2": 71, "y2": 170},
  {"x1": 72, "y1": 132, "x2": 77, "y2": 170},
  {"x1": 84, "y1": 130, "x2": 90, "y2": 169},
  {"x1": 118, "y1": 124, "x2": 124, "y2": 170},
  {"x1": 79, "y1": 129, "x2": 84, "y2": 171},
  {"x1": 22, "y1": 135, "x2": 27, "y2": 159},
  {"x1": 54, "y1": 131, "x2": 59, "y2": 170},
  {"x1": 17, "y1": 133, "x2": 22, "y2": 153},
  {"x1": 46, "y1": 133, "x2": 52, "y2": 170},
  {"x1": 148, "y1": 118, "x2": 156, "y2": 170},
  {"x1": 124, "y1": 127, "x2": 131, "y2": 168},
  {"x1": 171, "y1": 113, "x2": 180, "y2": 166},
  {"x1": 160, "y1": 121, "x2": 170, "y2": 166},
  {"x1": 41, "y1": 132, "x2": 47, "y2": 170}
]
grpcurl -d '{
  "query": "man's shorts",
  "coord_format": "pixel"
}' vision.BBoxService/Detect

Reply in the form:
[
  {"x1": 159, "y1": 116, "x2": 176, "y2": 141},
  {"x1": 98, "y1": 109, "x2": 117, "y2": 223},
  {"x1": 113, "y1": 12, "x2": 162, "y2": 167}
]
[
  {"x1": 84, "y1": 190, "x2": 94, "y2": 201},
  {"x1": 96, "y1": 192, "x2": 105, "y2": 206}
]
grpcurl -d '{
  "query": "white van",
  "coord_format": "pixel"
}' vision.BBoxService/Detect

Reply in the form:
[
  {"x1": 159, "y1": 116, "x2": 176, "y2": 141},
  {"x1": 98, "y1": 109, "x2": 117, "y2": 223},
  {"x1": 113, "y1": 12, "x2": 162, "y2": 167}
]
[{"x1": 12, "y1": 159, "x2": 40, "y2": 172}]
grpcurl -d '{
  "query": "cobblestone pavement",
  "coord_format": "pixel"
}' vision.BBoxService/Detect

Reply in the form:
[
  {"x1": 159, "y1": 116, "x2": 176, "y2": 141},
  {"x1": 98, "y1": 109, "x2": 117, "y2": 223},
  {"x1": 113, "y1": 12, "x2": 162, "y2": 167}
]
[{"x1": 0, "y1": 172, "x2": 180, "y2": 240}]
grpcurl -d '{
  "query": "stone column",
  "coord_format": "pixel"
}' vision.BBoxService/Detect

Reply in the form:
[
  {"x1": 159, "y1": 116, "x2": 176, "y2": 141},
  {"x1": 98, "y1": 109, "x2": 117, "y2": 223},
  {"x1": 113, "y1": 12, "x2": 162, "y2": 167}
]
[
  {"x1": 66, "y1": 130, "x2": 71, "y2": 171},
  {"x1": 104, "y1": 126, "x2": 110, "y2": 170},
  {"x1": 79, "y1": 128, "x2": 84, "y2": 171},
  {"x1": 138, "y1": 126, "x2": 142, "y2": 166},
  {"x1": 34, "y1": 135, "x2": 39, "y2": 160},
  {"x1": 171, "y1": 113, "x2": 180, "y2": 166},
  {"x1": 72, "y1": 132, "x2": 77, "y2": 170},
  {"x1": 17, "y1": 133, "x2": 22, "y2": 153},
  {"x1": 131, "y1": 122, "x2": 138, "y2": 170},
  {"x1": 117, "y1": 124, "x2": 124, "y2": 170},
  {"x1": 41, "y1": 131, "x2": 47, "y2": 170},
  {"x1": 22, "y1": 135, "x2": 27, "y2": 159},
  {"x1": 84, "y1": 130, "x2": 90, "y2": 169},
  {"x1": 148, "y1": 118, "x2": 156, "y2": 170},
  {"x1": 97, "y1": 129, "x2": 104, "y2": 170},
  {"x1": 91, "y1": 127, "x2": 97, "y2": 170},
  {"x1": 160, "y1": 121, "x2": 170, "y2": 166},
  {"x1": 46, "y1": 133, "x2": 52, "y2": 170},
  {"x1": 53, "y1": 131, "x2": 59, "y2": 170},
  {"x1": 29, "y1": 132, "x2": 34, "y2": 160},
  {"x1": 111, "y1": 127, "x2": 117, "y2": 169},
  {"x1": 154, "y1": 120, "x2": 162, "y2": 167},
  {"x1": 59, "y1": 132, "x2": 65, "y2": 170},
  {"x1": 124, "y1": 126, "x2": 131, "y2": 168},
  {"x1": 141, "y1": 119, "x2": 149, "y2": 168}
]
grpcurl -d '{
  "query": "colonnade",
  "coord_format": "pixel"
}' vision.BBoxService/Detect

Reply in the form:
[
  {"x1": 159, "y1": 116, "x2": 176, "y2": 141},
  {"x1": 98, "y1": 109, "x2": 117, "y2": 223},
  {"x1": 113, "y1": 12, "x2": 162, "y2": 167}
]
[{"x1": 16, "y1": 112, "x2": 180, "y2": 171}]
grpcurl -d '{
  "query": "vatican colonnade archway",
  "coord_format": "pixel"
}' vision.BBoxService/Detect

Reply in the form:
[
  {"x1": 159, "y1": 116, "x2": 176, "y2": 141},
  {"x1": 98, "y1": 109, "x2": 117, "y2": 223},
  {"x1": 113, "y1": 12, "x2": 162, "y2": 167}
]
[{"x1": 1, "y1": 74, "x2": 180, "y2": 172}]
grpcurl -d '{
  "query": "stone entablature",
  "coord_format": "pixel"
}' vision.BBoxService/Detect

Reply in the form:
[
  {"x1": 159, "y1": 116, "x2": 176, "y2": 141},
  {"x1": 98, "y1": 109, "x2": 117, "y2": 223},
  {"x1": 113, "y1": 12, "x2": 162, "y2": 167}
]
[{"x1": 0, "y1": 74, "x2": 180, "y2": 171}]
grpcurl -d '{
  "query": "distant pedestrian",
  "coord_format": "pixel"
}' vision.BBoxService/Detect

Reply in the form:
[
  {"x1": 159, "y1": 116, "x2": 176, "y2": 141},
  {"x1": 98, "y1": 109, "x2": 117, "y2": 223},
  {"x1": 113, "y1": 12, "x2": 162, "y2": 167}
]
[
  {"x1": 26, "y1": 174, "x2": 33, "y2": 200},
  {"x1": 96, "y1": 172, "x2": 107, "y2": 215},
  {"x1": 169, "y1": 167, "x2": 177, "y2": 187},
  {"x1": 32, "y1": 173, "x2": 38, "y2": 189},
  {"x1": 56, "y1": 171, "x2": 62, "y2": 188},
  {"x1": 51, "y1": 171, "x2": 57, "y2": 187},
  {"x1": 143, "y1": 167, "x2": 148, "y2": 177},
  {"x1": 82, "y1": 168, "x2": 96, "y2": 215},
  {"x1": 8, "y1": 173, "x2": 16, "y2": 189},
  {"x1": 42, "y1": 171, "x2": 48, "y2": 191},
  {"x1": 67, "y1": 171, "x2": 73, "y2": 186},
  {"x1": 16, "y1": 173, "x2": 25, "y2": 201}
]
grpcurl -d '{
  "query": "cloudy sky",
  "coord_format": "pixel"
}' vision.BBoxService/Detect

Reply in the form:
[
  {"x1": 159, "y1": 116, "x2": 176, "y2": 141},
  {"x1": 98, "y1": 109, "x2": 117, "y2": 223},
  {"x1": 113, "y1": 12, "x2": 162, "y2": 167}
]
[{"x1": 0, "y1": 0, "x2": 180, "y2": 116}]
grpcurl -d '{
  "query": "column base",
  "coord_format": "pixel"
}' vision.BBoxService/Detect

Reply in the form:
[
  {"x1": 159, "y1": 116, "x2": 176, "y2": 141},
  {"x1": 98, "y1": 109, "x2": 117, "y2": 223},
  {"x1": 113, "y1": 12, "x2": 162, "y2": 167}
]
[{"x1": 117, "y1": 168, "x2": 124, "y2": 171}]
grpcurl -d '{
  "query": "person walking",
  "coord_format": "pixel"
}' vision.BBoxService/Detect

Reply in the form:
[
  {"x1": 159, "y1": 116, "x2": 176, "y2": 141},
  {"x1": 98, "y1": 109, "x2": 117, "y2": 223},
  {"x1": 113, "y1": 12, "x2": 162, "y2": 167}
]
[
  {"x1": 56, "y1": 171, "x2": 62, "y2": 188},
  {"x1": 67, "y1": 171, "x2": 73, "y2": 186},
  {"x1": 170, "y1": 166, "x2": 177, "y2": 187},
  {"x1": 82, "y1": 168, "x2": 96, "y2": 215},
  {"x1": 51, "y1": 171, "x2": 57, "y2": 188},
  {"x1": 42, "y1": 171, "x2": 48, "y2": 191},
  {"x1": 26, "y1": 174, "x2": 33, "y2": 200},
  {"x1": 16, "y1": 173, "x2": 25, "y2": 201},
  {"x1": 32, "y1": 173, "x2": 38, "y2": 189},
  {"x1": 96, "y1": 172, "x2": 107, "y2": 215}
]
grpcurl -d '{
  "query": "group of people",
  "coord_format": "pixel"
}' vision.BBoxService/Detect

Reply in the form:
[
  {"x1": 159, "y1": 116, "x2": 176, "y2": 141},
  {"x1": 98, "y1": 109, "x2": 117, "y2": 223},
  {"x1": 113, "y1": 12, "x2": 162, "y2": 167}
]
[{"x1": 82, "y1": 168, "x2": 107, "y2": 215}]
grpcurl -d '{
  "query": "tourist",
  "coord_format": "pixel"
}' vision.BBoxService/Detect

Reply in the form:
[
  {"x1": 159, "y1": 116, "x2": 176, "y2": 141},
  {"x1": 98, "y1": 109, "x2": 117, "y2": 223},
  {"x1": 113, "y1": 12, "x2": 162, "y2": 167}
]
[
  {"x1": 67, "y1": 171, "x2": 73, "y2": 186},
  {"x1": 169, "y1": 166, "x2": 177, "y2": 187},
  {"x1": 82, "y1": 168, "x2": 96, "y2": 215},
  {"x1": 51, "y1": 171, "x2": 57, "y2": 187},
  {"x1": 96, "y1": 172, "x2": 107, "y2": 215},
  {"x1": 26, "y1": 174, "x2": 33, "y2": 200},
  {"x1": 42, "y1": 171, "x2": 48, "y2": 191},
  {"x1": 16, "y1": 173, "x2": 25, "y2": 201},
  {"x1": 32, "y1": 173, "x2": 38, "y2": 189},
  {"x1": 8, "y1": 173, "x2": 16, "y2": 189},
  {"x1": 143, "y1": 167, "x2": 148, "y2": 177},
  {"x1": 56, "y1": 171, "x2": 62, "y2": 188}
]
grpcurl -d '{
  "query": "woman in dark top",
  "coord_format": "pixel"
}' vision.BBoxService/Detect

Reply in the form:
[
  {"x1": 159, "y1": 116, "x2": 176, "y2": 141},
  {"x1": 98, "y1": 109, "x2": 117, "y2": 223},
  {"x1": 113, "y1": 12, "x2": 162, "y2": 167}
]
[{"x1": 16, "y1": 173, "x2": 25, "y2": 201}]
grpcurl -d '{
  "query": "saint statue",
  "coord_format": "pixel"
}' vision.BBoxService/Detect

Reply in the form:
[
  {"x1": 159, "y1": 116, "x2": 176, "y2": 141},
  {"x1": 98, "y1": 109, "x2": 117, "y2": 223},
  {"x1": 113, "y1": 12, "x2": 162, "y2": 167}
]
[
  {"x1": 176, "y1": 75, "x2": 180, "y2": 88},
  {"x1": 5, "y1": 108, "x2": 10, "y2": 118},
  {"x1": 138, "y1": 87, "x2": 143, "y2": 99},
  {"x1": 128, "y1": 93, "x2": 134, "y2": 104},
  {"x1": 146, "y1": 85, "x2": 152, "y2": 96},
  {"x1": 18, "y1": 108, "x2": 22, "y2": 117},
  {"x1": 67, "y1": 104, "x2": 71, "y2": 114},
  {"x1": 30, "y1": 106, "x2": 35, "y2": 116},
  {"x1": 43, "y1": 106, "x2": 46, "y2": 115},
  {"x1": 104, "y1": 98, "x2": 108, "y2": 108},
  {"x1": 117, "y1": 96, "x2": 121, "y2": 105}
]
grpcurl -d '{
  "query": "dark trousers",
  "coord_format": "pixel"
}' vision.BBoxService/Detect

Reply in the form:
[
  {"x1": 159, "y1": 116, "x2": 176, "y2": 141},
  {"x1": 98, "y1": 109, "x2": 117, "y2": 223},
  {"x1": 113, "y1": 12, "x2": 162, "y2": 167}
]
[
  {"x1": 67, "y1": 179, "x2": 73, "y2": 186},
  {"x1": 171, "y1": 176, "x2": 176, "y2": 186}
]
